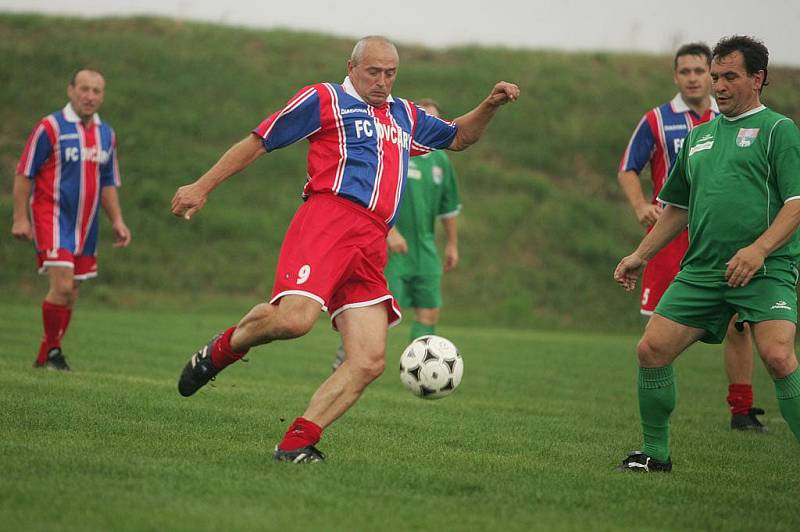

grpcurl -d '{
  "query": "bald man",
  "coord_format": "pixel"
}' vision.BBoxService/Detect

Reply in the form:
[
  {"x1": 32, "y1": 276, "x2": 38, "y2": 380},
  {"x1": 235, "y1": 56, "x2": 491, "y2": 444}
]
[{"x1": 172, "y1": 36, "x2": 519, "y2": 463}]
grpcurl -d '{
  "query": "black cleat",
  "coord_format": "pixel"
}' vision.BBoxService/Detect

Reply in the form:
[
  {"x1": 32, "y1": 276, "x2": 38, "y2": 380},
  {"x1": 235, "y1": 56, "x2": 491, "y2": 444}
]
[
  {"x1": 731, "y1": 407, "x2": 768, "y2": 432},
  {"x1": 33, "y1": 347, "x2": 71, "y2": 371},
  {"x1": 177, "y1": 335, "x2": 221, "y2": 397},
  {"x1": 273, "y1": 445, "x2": 325, "y2": 464},
  {"x1": 616, "y1": 451, "x2": 672, "y2": 473}
]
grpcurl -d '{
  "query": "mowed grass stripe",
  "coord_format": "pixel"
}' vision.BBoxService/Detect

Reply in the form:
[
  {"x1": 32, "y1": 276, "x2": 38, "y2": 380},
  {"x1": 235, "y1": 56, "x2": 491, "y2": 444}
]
[{"x1": 1, "y1": 302, "x2": 798, "y2": 531}]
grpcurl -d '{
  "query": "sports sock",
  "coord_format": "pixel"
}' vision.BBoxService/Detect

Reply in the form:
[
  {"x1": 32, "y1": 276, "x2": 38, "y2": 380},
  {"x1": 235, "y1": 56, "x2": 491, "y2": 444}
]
[
  {"x1": 278, "y1": 417, "x2": 323, "y2": 451},
  {"x1": 410, "y1": 321, "x2": 435, "y2": 342},
  {"x1": 774, "y1": 368, "x2": 800, "y2": 442},
  {"x1": 638, "y1": 365, "x2": 676, "y2": 462},
  {"x1": 727, "y1": 383, "x2": 753, "y2": 415},
  {"x1": 37, "y1": 301, "x2": 71, "y2": 364},
  {"x1": 210, "y1": 326, "x2": 249, "y2": 370}
]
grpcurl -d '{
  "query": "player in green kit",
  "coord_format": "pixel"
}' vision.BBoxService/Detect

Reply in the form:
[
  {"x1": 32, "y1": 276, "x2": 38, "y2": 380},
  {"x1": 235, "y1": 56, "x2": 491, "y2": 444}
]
[
  {"x1": 332, "y1": 99, "x2": 461, "y2": 369},
  {"x1": 614, "y1": 35, "x2": 800, "y2": 472}
]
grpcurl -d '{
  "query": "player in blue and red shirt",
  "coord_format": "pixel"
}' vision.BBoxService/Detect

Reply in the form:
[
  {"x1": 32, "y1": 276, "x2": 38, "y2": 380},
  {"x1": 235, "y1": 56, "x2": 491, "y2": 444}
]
[
  {"x1": 617, "y1": 43, "x2": 763, "y2": 431},
  {"x1": 12, "y1": 68, "x2": 132, "y2": 371},
  {"x1": 172, "y1": 36, "x2": 520, "y2": 463}
]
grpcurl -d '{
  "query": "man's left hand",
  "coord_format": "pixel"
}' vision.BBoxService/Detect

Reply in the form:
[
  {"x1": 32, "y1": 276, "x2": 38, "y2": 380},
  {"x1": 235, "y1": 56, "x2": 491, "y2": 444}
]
[
  {"x1": 444, "y1": 243, "x2": 459, "y2": 272},
  {"x1": 487, "y1": 82, "x2": 520, "y2": 106},
  {"x1": 725, "y1": 245, "x2": 766, "y2": 287},
  {"x1": 112, "y1": 221, "x2": 132, "y2": 248}
]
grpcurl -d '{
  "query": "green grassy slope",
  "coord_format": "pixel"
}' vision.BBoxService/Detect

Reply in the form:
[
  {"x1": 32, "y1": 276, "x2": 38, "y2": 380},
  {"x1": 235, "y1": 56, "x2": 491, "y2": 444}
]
[
  {"x1": 1, "y1": 302, "x2": 799, "y2": 532},
  {"x1": 2, "y1": 14, "x2": 799, "y2": 331}
]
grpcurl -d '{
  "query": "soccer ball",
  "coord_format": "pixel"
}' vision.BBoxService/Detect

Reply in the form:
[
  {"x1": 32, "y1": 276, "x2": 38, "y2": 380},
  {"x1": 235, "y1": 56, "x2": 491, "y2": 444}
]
[{"x1": 399, "y1": 335, "x2": 463, "y2": 399}]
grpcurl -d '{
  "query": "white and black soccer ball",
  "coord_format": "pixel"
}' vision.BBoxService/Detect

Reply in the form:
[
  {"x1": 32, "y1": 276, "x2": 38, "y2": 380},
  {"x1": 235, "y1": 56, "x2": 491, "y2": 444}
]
[{"x1": 399, "y1": 335, "x2": 463, "y2": 399}]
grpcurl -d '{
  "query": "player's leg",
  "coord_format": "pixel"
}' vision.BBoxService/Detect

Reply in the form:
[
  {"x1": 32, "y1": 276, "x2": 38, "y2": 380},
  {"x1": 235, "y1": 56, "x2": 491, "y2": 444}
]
[
  {"x1": 411, "y1": 308, "x2": 439, "y2": 339},
  {"x1": 630, "y1": 314, "x2": 706, "y2": 465},
  {"x1": 178, "y1": 295, "x2": 321, "y2": 397},
  {"x1": 35, "y1": 266, "x2": 77, "y2": 369},
  {"x1": 408, "y1": 274, "x2": 442, "y2": 342},
  {"x1": 751, "y1": 320, "x2": 800, "y2": 441},
  {"x1": 723, "y1": 317, "x2": 765, "y2": 431},
  {"x1": 274, "y1": 303, "x2": 388, "y2": 462}
]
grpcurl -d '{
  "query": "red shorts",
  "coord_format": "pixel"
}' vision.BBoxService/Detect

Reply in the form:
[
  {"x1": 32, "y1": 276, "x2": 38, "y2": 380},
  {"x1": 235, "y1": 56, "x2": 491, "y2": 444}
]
[
  {"x1": 640, "y1": 229, "x2": 688, "y2": 314},
  {"x1": 270, "y1": 194, "x2": 401, "y2": 330},
  {"x1": 37, "y1": 248, "x2": 97, "y2": 280}
]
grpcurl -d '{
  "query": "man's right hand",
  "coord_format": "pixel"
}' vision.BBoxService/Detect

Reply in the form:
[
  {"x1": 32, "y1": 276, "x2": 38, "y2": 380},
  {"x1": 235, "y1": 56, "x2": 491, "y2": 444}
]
[
  {"x1": 11, "y1": 218, "x2": 33, "y2": 240},
  {"x1": 613, "y1": 253, "x2": 647, "y2": 291},
  {"x1": 634, "y1": 203, "x2": 662, "y2": 227},
  {"x1": 171, "y1": 182, "x2": 208, "y2": 220},
  {"x1": 387, "y1": 229, "x2": 408, "y2": 254}
]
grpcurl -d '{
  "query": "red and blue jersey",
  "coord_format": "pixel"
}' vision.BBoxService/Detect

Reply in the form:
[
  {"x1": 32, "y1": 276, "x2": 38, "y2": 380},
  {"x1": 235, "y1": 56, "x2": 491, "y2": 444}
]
[
  {"x1": 253, "y1": 77, "x2": 458, "y2": 228},
  {"x1": 17, "y1": 103, "x2": 121, "y2": 257},
  {"x1": 619, "y1": 93, "x2": 719, "y2": 200}
]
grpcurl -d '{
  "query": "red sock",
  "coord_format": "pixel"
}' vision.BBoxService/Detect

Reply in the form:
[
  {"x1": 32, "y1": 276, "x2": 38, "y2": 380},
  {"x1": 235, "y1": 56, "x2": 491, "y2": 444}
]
[
  {"x1": 727, "y1": 383, "x2": 753, "y2": 415},
  {"x1": 37, "y1": 301, "x2": 71, "y2": 364},
  {"x1": 278, "y1": 417, "x2": 323, "y2": 451},
  {"x1": 210, "y1": 326, "x2": 249, "y2": 370}
]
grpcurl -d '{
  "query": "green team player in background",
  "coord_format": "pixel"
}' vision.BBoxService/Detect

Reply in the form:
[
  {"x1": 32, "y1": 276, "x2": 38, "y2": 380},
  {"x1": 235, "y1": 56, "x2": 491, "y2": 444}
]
[
  {"x1": 333, "y1": 99, "x2": 461, "y2": 370},
  {"x1": 614, "y1": 35, "x2": 800, "y2": 472}
]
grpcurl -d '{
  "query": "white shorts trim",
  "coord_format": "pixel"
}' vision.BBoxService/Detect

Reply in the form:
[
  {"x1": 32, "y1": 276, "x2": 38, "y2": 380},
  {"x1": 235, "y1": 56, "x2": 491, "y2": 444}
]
[
  {"x1": 270, "y1": 290, "x2": 328, "y2": 312},
  {"x1": 39, "y1": 260, "x2": 74, "y2": 272},
  {"x1": 640, "y1": 309, "x2": 654, "y2": 316},
  {"x1": 329, "y1": 295, "x2": 402, "y2": 330},
  {"x1": 73, "y1": 272, "x2": 98, "y2": 281}
]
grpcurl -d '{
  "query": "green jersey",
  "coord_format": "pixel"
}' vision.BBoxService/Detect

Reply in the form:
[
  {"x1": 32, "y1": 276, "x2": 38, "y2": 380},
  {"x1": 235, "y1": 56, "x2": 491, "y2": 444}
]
[
  {"x1": 659, "y1": 106, "x2": 800, "y2": 281},
  {"x1": 386, "y1": 150, "x2": 461, "y2": 276}
]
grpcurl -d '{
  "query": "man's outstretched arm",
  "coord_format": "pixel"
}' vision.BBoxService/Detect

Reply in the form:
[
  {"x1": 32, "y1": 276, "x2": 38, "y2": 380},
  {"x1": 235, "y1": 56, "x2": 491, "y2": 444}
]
[
  {"x1": 448, "y1": 82, "x2": 519, "y2": 152},
  {"x1": 171, "y1": 134, "x2": 265, "y2": 220}
]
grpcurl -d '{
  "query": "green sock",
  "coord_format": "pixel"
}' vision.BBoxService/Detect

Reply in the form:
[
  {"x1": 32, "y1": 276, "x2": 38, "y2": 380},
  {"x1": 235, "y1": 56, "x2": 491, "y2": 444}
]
[
  {"x1": 410, "y1": 321, "x2": 435, "y2": 342},
  {"x1": 774, "y1": 368, "x2": 800, "y2": 442},
  {"x1": 638, "y1": 365, "x2": 676, "y2": 462}
]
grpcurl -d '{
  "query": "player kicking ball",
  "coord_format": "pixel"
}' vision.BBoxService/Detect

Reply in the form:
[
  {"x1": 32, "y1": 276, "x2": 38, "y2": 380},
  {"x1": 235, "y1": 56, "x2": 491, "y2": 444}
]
[{"x1": 171, "y1": 36, "x2": 519, "y2": 463}]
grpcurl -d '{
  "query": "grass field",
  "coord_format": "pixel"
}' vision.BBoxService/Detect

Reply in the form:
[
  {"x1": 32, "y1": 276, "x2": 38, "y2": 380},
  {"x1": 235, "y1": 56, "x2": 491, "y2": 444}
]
[{"x1": 2, "y1": 301, "x2": 799, "y2": 531}]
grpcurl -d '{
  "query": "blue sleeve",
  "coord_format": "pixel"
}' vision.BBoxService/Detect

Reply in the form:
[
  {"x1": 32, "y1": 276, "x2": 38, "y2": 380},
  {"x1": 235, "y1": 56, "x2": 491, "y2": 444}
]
[
  {"x1": 253, "y1": 86, "x2": 321, "y2": 152},
  {"x1": 100, "y1": 128, "x2": 121, "y2": 187},
  {"x1": 619, "y1": 113, "x2": 655, "y2": 174},
  {"x1": 410, "y1": 104, "x2": 458, "y2": 155}
]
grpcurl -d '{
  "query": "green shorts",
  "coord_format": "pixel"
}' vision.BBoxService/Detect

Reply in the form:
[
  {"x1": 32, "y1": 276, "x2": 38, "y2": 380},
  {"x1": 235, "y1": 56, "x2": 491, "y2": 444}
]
[
  {"x1": 655, "y1": 272, "x2": 798, "y2": 344},
  {"x1": 387, "y1": 273, "x2": 442, "y2": 309}
]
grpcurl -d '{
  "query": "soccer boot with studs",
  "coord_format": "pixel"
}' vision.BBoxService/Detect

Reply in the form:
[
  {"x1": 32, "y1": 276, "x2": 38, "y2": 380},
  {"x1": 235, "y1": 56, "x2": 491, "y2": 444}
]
[
  {"x1": 178, "y1": 334, "x2": 221, "y2": 397},
  {"x1": 273, "y1": 445, "x2": 326, "y2": 464},
  {"x1": 731, "y1": 407, "x2": 768, "y2": 432},
  {"x1": 33, "y1": 347, "x2": 71, "y2": 371},
  {"x1": 615, "y1": 451, "x2": 672, "y2": 473}
]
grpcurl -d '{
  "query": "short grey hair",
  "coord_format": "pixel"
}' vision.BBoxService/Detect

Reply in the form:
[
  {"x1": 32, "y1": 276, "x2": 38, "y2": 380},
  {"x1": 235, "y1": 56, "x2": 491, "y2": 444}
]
[{"x1": 350, "y1": 36, "x2": 398, "y2": 66}]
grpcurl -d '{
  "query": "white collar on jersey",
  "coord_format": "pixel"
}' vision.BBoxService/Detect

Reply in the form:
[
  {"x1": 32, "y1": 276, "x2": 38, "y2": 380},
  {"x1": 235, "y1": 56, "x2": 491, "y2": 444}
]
[
  {"x1": 63, "y1": 103, "x2": 101, "y2": 125},
  {"x1": 342, "y1": 76, "x2": 395, "y2": 105},
  {"x1": 670, "y1": 93, "x2": 719, "y2": 114},
  {"x1": 722, "y1": 104, "x2": 767, "y2": 121}
]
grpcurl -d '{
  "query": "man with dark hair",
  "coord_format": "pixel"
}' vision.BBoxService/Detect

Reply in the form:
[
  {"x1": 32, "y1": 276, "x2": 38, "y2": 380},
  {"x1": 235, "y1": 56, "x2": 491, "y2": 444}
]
[
  {"x1": 171, "y1": 36, "x2": 519, "y2": 463},
  {"x1": 615, "y1": 35, "x2": 800, "y2": 472},
  {"x1": 618, "y1": 42, "x2": 764, "y2": 431},
  {"x1": 12, "y1": 68, "x2": 131, "y2": 370}
]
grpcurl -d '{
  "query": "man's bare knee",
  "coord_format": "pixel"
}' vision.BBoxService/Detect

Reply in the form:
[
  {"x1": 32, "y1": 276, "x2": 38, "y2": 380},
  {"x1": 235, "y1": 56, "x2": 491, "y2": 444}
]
[
  {"x1": 636, "y1": 336, "x2": 672, "y2": 367},
  {"x1": 348, "y1": 351, "x2": 386, "y2": 386},
  {"x1": 759, "y1": 342, "x2": 796, "y2": 378}
]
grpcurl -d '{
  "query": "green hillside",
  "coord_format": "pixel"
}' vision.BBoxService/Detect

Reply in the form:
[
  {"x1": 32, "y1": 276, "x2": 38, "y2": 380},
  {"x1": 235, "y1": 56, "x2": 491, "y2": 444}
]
[{"x1": 2, "y1": 14, "x2": 799, "y2": 331}]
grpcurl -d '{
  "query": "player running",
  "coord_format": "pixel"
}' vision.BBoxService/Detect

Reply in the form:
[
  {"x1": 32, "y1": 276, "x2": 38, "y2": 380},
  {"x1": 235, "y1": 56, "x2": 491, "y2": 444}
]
[
  {"x1": 615, "y1": 36, "x2": 800, "y2": 472},
  {"x1": 12, "y1": 68, "x2": 132, "y2": 371},
  {"x1": 171, "y1": 36, "x2": 519, "y2": 463}
]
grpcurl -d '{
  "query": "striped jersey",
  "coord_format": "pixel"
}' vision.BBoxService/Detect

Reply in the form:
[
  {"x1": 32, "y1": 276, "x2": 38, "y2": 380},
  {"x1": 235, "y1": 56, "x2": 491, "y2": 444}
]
[
  {"x1": 17, "y1": 103, "x2": 121, "y2": 256},
  {"x1": 253, "y1": 77, "x2": 458, "y2": 227},
  {"x1": 619, "y1": 93, "x2": 719, "y2": 201}
]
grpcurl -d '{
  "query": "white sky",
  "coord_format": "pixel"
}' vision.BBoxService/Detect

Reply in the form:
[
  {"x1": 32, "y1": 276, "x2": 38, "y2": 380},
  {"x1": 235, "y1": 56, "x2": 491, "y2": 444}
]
[{"x1": 3, "y1": 0, "x2": 799, "y2": 66}]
